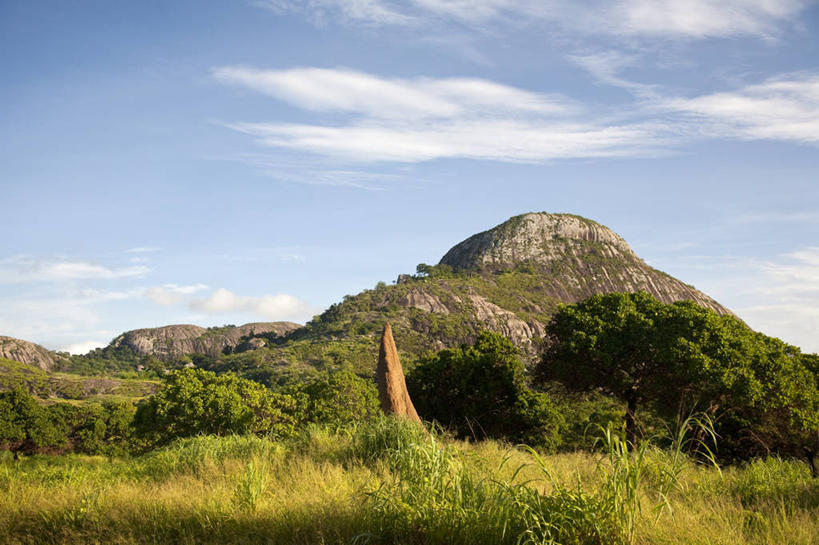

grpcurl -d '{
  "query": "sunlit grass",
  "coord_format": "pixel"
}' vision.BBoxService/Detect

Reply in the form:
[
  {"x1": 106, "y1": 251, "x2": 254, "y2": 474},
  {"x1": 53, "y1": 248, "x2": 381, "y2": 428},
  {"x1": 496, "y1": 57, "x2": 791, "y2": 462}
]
[{"x1": 0, "y1": 418, "x2": 816, "y2": 545}]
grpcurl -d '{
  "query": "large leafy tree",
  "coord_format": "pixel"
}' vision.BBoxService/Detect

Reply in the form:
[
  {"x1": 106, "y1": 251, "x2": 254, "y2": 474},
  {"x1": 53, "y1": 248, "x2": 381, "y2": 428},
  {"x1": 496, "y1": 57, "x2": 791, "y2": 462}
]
[
  {"x1": 407, "y1": 331, "x2": 564, "y2": 449},
  {"x1": 536, "y1": 292, "x2": 818, "y2": 463}
]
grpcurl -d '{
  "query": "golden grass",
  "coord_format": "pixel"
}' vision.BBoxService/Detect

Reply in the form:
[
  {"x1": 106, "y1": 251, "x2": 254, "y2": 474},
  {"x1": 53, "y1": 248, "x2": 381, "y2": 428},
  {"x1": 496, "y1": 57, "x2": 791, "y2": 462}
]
[{"x1": 0, "y1": 425, "x2": 816, "y2": 545}]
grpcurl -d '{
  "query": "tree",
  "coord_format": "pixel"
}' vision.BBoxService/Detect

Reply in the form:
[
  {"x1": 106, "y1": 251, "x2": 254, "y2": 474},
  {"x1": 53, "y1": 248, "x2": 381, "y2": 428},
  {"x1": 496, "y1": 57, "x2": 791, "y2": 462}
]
[
  {"x1": 536, "y1": 292, "x2": 819, "y2": 463},
  {"x1": 134, "y1": 368, "x2": 303, "y2": 447},
  {"x1": 0, "y1": 388, "x2": 65, "y2": 453},
  {"x1": 407, "y1": 331, "x2": 564, "y2": 449}
]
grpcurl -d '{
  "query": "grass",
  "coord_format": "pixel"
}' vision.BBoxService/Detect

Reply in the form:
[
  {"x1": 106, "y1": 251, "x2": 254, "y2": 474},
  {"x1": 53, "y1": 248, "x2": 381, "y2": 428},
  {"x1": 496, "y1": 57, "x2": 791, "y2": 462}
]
[{"x1": 0, "y1": 417, "x2": 817, "y2": 545}]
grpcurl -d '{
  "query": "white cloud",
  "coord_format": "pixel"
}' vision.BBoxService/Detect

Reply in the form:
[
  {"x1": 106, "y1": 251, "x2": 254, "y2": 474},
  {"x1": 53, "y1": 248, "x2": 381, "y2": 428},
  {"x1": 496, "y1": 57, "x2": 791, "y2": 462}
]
[
  {"x1": 570, "y1": 58, "x2": 819, "y2": 146},
  {"x1": 228, "y1": 119, "x2": 669, "y2": 163},
  {"x1": 261, "y1": 0, "x2": 415, "y2": 26},
  {"x1": 663, "y1": 74, "x2": 819, "y2": 144},
  {"x1": 213, "y1": 67, "x2": 574, "y2": 119},
  {"x1": 190, "y1": 288, "x2": 313, "y2": 320},
  {"x1": 125, "y1": 246, "x2": 161, "y2": 254},
  {"x1": 216, "y1": 66, "x2": 671, "y2": 163},
  {"x1": 146, "y1": 283, "x2": 209, "y2": 306},
  {"x1": 60, "y1": 340, "x2": 107, "y2": 355},
  {"x1": 0, "y1": 256, "x2": 149, "y2": 284},
  {"x1": 261, "y1": 0, "x2": 809, "y2": 39}
]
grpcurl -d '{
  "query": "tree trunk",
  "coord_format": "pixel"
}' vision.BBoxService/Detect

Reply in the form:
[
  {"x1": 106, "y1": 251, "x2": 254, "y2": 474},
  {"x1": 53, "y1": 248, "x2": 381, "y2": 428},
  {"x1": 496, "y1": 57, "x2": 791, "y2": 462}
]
[
  {"x1": 807, "y1": 431, "x2": 819, "y2": 479},
  {"x1": 625, "y1": 393, "x2": 638, "y2": 450}
]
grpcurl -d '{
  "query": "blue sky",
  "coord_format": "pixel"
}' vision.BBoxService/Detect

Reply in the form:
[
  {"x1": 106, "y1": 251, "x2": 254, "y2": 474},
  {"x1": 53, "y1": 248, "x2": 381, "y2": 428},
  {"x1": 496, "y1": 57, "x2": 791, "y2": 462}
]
[{"x1": 1, "y1": 0, "x2": 818, "y2": 354}]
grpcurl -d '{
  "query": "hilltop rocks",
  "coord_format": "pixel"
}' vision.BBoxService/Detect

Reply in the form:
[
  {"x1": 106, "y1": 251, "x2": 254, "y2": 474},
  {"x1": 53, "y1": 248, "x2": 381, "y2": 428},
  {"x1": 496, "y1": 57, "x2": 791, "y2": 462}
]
[
  {"x1": 0, "y1": 336, "x2": 60, "y2": 371},
  {"x1": 376, "y1": 323, "x2": 421, "y2": 423},
  {"x1": 440, "y1": 213, "x2": 636, "y2": 271},
  {"x1": 440, "y1": 212, "x2": 732, "y2": 316},
  {"x1": 107, "y1": 321, "x2": 302, "y2": 360}
]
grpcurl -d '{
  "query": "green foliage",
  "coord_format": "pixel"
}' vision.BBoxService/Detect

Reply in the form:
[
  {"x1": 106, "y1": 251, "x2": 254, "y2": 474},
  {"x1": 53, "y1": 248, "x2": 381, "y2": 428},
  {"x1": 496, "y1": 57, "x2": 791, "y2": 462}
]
[
  {"x1": 0, "y1": 358, "x2": 50, "y2": 396},
  {"x1": 71, "y1": 401, "x2": 136, "y2": 456},
  {"x1": 286, "y1": 369, "x2": 380, "y2": 427},
  {"x1": 408, "y1": 331, "x2": 564, "y2": 449},
  {"x1": 537, "y1": 292, "x2": 819, "y2": 462},
  {"x1": 0, "y1": 389, "x2": 65, "y2": 452},
  {"x1": 133, "y1": 369, "x2": 303, "y2": 447}
]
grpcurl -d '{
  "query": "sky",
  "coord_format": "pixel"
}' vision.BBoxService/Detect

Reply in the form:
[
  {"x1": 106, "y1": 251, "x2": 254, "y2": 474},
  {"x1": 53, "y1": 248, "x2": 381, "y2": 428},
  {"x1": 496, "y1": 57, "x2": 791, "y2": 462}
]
[{"x1": 1, "y1": 0, "x2": 818, "y2": 354}]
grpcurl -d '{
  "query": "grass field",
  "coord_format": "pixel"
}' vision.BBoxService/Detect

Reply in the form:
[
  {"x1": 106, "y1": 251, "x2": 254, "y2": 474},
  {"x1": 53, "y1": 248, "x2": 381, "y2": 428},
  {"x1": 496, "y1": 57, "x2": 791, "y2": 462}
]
[{"x1": 1, "y1": 417, "x2": 816, "y2": 545}]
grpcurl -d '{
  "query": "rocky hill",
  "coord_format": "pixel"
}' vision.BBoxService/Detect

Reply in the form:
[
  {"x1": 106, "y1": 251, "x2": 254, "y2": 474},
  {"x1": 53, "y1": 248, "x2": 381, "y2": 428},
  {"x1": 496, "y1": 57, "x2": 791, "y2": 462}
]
[
  {"x1": 439, "y1": 213, "x2": 729, "y2": 314},
  {"x1": 226, "y1": 212, "x2": 733, "y2": 377},
  {"x1": 0, "y1": 336, "x2": 61, "y2": 371},
  {"x1": 107, "y1": 322, "x2": 302, "y2": 361}
]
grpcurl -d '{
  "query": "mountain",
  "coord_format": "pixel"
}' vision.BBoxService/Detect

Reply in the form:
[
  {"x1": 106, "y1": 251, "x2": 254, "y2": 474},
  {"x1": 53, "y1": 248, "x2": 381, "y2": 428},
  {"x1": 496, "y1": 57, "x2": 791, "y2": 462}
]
[
  {"x1": 16, "y1": 212, "x2": 732, "y2": 379},
  {"x1": 229, "y1": 212, "x2": 733, "y2": 376},
  {"x1": 439, "y1": 213, "x2": 729, "y2": 314},
  {"x1": 106, "y1": 322, "x2": 302, "y2": 361},
  {"x1": 0, "y1": 336, "x2": 62, "y2": 371}
]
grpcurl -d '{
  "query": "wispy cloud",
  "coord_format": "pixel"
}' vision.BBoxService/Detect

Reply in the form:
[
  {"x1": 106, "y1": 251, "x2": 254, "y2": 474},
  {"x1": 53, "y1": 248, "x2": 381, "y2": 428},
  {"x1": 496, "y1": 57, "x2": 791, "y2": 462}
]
[
  {"x1": 662, "y1": 74, "x2": 819, "y2": 144},
  {"x1": 261, "y1": 0, "x2": 809, "y2": 39},
  {"x1": 125, "y1": 246, "x2": 162, "y2": 254},
  {"x1": 213, "y1": 67, "x2": 576, "y2": 119},
  {"x1": 215, "y1": 66, "x2": 672, "y2": 163},
  {"x1": 572, "y1": 58, "x2": 819, "y2": 145},
  {"x1": 190, "y1": 288, "x2": 314, "y2": 321},
  {"x1": 0, "y1": 256, "x2": 150, "y2": 284}
]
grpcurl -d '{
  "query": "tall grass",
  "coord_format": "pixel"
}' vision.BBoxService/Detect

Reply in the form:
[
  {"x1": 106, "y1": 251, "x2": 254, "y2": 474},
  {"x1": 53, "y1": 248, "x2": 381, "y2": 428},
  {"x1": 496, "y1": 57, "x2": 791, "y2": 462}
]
[{"x1": 0, "y1": 416, "x2": 816, "y2": 544}]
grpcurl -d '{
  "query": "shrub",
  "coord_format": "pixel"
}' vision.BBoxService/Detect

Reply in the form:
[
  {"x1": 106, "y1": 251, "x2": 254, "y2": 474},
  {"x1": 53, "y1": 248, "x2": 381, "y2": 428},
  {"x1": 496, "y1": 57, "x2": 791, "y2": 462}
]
[
  {"x1": 133, "y1": 368, "x2": 303, "y2": 447},
  {"x1": 407, "y1": 331, "x2": 564, "y2": 449}
]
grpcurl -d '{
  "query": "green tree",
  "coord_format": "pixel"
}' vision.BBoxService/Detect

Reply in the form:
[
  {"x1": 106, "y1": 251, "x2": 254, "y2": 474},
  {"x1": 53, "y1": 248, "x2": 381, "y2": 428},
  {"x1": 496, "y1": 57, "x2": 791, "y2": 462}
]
[
  {"x1": 407, "y1": 331, "x2": 564, "y2": 449},
  {"x1": 536, "y1": 292, "x2": 819, "y2": 463},
  {"x1": 0, "y1": 388, "x2": 65, "y2": 453},
  {"x1": 134, "y1": 368, "x2": 303, "y2": 447}
]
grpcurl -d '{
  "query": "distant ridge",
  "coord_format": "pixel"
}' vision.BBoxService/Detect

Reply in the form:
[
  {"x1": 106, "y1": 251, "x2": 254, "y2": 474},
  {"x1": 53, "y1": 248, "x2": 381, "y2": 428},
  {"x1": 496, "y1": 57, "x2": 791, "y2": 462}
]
[
  {"x1": 0, "y1": 336, "x2": 61, "y2": 371},
  {"x1": 106, "y1": 322, "x2": 302, "y2": 361}
]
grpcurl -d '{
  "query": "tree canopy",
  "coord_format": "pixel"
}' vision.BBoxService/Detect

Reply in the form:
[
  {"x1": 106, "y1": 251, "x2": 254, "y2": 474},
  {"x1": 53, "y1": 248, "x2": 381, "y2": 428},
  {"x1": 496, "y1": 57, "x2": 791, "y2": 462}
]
[
  {"x1": 407, "y1": 331, "x2": 563, "y2": 449},
  {"x1": 536, "y1": 292, "x2": 818, "y2": 467},
  {"x1": 134, "y1": 368, "x2": 302, "y2": 447}
]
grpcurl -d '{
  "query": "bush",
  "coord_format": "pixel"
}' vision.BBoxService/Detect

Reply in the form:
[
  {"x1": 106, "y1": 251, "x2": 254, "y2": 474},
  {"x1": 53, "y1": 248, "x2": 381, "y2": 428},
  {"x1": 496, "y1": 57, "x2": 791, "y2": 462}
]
[
  {"x1": 133, "y1": 369, "x2": 303, "y2": 447},
  {"x1": 286, "y1": 369, "x2": 380, "y2": 427}
]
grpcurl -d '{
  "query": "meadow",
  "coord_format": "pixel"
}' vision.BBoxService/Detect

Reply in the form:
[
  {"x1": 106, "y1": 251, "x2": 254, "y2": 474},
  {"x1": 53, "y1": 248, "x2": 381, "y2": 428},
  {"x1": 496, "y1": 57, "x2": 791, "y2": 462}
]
[{"x1": 1, "y1": 417, "x2": 816, "y2": 545}]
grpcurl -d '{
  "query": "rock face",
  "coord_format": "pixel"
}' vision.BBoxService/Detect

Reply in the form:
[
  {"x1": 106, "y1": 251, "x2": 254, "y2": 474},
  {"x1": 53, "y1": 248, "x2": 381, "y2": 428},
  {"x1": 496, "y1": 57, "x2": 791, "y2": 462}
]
[
  {"x1": 440, "y1": 212, "x2": 731, "y2": 316},
  {"x1": 376, "y1": 323, "x2": 421, "y2": 423},
  {"x1": 107, "y1": 322, "x2": 302, "y2": 360},
  {"x1": 0, "y1": 336, "x2": 60, "y2": 371}
]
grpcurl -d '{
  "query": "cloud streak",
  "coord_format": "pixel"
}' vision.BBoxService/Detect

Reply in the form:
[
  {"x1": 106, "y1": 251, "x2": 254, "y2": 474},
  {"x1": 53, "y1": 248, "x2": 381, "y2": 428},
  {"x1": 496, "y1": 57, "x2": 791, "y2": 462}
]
[
  {"x1": 663, "y1": 74, "x2": 819, "y2": 144},
  {"x1": 0, "y1": 256, "x2": 149, "y2": 284},
  {"x1": 262, "y1": 0, "x2": 809, "y2": 39},
  {"x1": 216, "y1": 66, "x2": 819, "y2": 164},
  {"x1": 216, "y1": 66, "x2": 672, "y2": 163}
]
